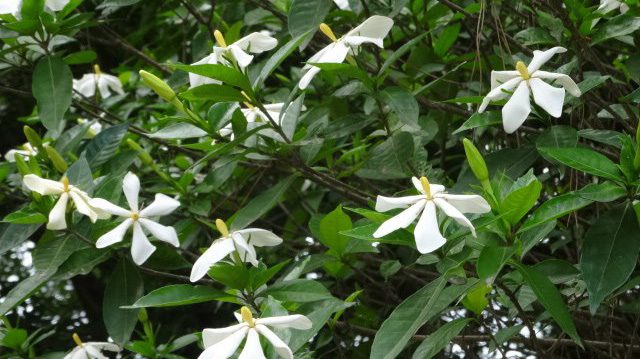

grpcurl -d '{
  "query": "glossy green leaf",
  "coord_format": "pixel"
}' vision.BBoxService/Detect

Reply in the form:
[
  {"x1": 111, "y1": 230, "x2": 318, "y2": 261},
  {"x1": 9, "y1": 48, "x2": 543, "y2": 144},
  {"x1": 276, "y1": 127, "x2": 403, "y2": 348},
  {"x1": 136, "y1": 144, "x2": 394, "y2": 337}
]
[
  {"x1": 180, "y1": 84, "x2": 245, "y2": 102},
  {"x1": 262, "y1": 279, "x2": 333, "y2": 302},
  {"x1": 103, "y1": 258, "x2": 143, "y2": 345},
  {"x1": 32, "y1": 56, "x2": 72, "y2": 133},
  {"x1": 288, "y1": 0, "x2": 332, "y2": 38},
  {"x1": 537, "y1": 147, "x2": 624, "y2": 181},
  {"x1": 81, "y1": 123, "x2": 128, "y2": 170},
  {"x1": 378, "y1": 87, "x2": 419, "y2": 128},
  {"x1": 173, "y1": 64, "x2": 251, "y2": 91},
  {"x1": 318, "y1": 205, "x2": 352, "y2": 255},
  {"x1": 519, "y1": 193, "x2": 592, "y2": 233},
  {"x1": 411, "y1": 318, "x2": 472, "y2": 359},
  {"x1": 128, "y1": 284, "x2": 234, "y2": 308},
  {"x1": 230, "y1": 176, "x2": 295, "y2": 230}
]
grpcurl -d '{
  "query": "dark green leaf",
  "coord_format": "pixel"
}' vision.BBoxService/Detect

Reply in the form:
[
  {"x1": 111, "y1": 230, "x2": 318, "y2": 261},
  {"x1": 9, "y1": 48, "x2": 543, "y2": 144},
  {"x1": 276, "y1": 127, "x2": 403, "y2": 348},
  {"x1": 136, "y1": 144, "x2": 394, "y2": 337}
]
[
  {"x1": 411, "y1": 318, "x2": 472, "y2": 359},
  {"x1": 81, "y1": 123, "x2": 128, "y2": 170},
  {"x1": 538, "y1": 147, "x2": 624, "y2": 181},
  {"x1": 128, "y1": 284, "x2": 234, "y2": 308},
  {"x1": 103, "y1": 258, "x2": 143, "y2": 345},
  {"x1": 288, "y1": 0, "x2": 332, "y2": 38},
  {"x1": 32, "y1": 56, "x2": 72, "y2": 133}
]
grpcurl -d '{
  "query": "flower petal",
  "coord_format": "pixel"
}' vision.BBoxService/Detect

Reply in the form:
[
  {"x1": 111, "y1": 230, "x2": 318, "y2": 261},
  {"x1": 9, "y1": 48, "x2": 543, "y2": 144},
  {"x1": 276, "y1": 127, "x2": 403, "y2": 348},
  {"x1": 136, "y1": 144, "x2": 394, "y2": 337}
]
[
  {"x1": 23, "y1": 174, "x2": 64, "y2": 195},
  {"x1": 121, "y1": 172, "x2": 140, "y2": 212},
  {"x1": 435, "y1": 194, "x2": 491, "y2": 214},
  {"x1": 84, "y1": 342, "x2": 120, "y2": 352},
  {"x1": 69, "y1": 190, "x2": 98, "y2": 222},
  {"x1": 299, "y1": 42, "x2": 350, "y2": 89},
  {"x1": 46, "y1": 0, "x2": 70, "y2": 11},
  {"x1": 234, "y1": 228, "x2": 283, "y2": 247},
  {"x1": 88, "y1": 198, "x2": 131, "y2": 217},
  {"x1": 529, "y1": 78, "x2": 565, "y2": 118},
  {"x1": 255, "y1": 325, "x2": 293, "y2": 359},
  {"x1": 413, "y1": 200, "x2": 446, "y2": 254},
  {"x1": 228, "y1": 46, "x2": 254, "y2": 69},
  {"x1": 197, "y1": 327, "x2": 248, "y2": 359},
  {"x1": 256, "y1": 314, "x2": 312, "y2": 329},
  {"x1": 233, "y1": 32, "x2": 278, "y2": 53},
  {"x1": 527, "y1": 47, "x2": 567, "y2": 73},
  {"x1": 138, "y1": 218, "x2": 179, "y2": 247},
  {"x1": 96, "y1": 218, "x2": 133, "y2": 248},
  {"x1": 189, "y1": 54, "x2": 220, "y2": 88},
  {"x1": 502, "y1": 80, "x2": 531, "y2": 134},
  {"x1": 410, "y1": 177, "x2": 446, "y2": 195},
  {"x1": 47, "y1": 193, "x2": 69, "y2": 230},
  {"x1": 203, "y1": 323, "x2": 247, "y2": 347},
  {"x1": 190, "y1": 238, "x2": 236, "y2": 282},
  {"x1": 433, "y1": 198, "x2": 477, "y2": 237},
  {"x1": 373, "y1": 199, "x2": 426, "y2": 238},
  {"x1": 532, "y1": 71, "x2": 581, "y2": 97},
  {"x1": 238, "y1": 329, "x2": 266, "y2": 359},
  {"x1": 375, "y1": 195, "x2": 424, "y2": 212},
  {"x1": 70, "y1": 348, "x2": 88, "y2": 359},
  {"x1": 131, "y1": 221, "x2": 156, "y2": 265},
  {"x1": 490, "y1": 70, "x2": 521, "y2": 89},
  {"x1": 345, "y1": 15, "x2": 394, "y2": 43},
  {"x1": 232, "y1": 233, "x2": 259, "y2": 266},
  {"x1": 139, "y1": 193, "x2": 180, "y2": 217},
  {"x1": 478, "y1": 76, "x2": 522, "y2": 113},
  {"x1": 83, "y1": 346, "x2": 108, "y2": 359}
]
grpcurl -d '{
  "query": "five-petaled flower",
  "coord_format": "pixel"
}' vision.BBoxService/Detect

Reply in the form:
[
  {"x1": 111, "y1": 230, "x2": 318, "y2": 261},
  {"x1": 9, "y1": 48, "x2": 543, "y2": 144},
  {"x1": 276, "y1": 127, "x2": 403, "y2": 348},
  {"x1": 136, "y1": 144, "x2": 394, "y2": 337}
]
[
  {"x1": 373, "y1": 177, "x2": 491, "y2": 253},
  {"x1": 73, "y1": 64, "x2": 125, "y2": 99},
  {"x1": 4, "y1": 142, "x2": 38, "y2": 163},
  {"x1": 89, "y1": 172, "x2": 180, "y2": 265},
  {"x1": 298, "y1": 15, "x2": 394, "y2": 89},
  {"x1": 23, "y1": 174, "x2": 107, "y2": 230},
  {"x1": 189, "y1": 30, "x2": 277, "y2": 88},
  {"x1": 63, "y1": 333, "x2": 120, "y2": 359},
  {"x1": 197, "y1": 306, "x2": 311, "y2": 359},
  {"x1": 478, "y1": 47, "x2": 582, "y2": 134},
  {"x1": 190, "y1": 219, "x2": 283, "y2": 282}
]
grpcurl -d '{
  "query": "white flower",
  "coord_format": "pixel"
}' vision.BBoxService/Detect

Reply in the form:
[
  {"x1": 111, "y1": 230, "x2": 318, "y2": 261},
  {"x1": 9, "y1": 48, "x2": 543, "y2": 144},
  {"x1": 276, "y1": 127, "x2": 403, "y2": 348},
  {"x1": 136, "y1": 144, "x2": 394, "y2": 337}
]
[
  {"x1": 89, "y1": 172, "x2": 180, "y2": 265},
  {"x1": 4, "y1": 143, "x2": 37, "y2": 162},
  {"x1": 63, "y1": 333, "x2": 120, "y2": 359},
  {"x1": 189, "y1": 30, "x2": 277, "y2": 88},
  {"x1": 77, "y1": 118, "x2": 103, "y2": 138},
  {"x1": 298, "y1": 15, "x2": 394, "y2": 90},
  {"x1": 373, "y1": 177, "x2": 491, "y2": 254},
  {"x1": 22, "y1": 174, "x2": 108, "y2": 230},
  {"x1": 0, "y1": 0, "x2": 69, "y2": 17},
  {"x1": 198, "y1": 307, "x2": 311, "y2": 359},
  {"x1": 598, "y1": 0, "x2": 629, "y2": 13},
  {"x1": 190, "y1": 219, "x2": 282, "y2": 282},
  {"x1": 218, "y1": 103, "x2": 286, "y2": 138},
  {"x1": 333, "y1": 0, "x2": 351, "y2": 10},
  {"x1": 73, "y1": 65, "x2": 124, "y2": 99},
  {"x1": 478, "y1": 47, "x2": 582, "y2": 134}
]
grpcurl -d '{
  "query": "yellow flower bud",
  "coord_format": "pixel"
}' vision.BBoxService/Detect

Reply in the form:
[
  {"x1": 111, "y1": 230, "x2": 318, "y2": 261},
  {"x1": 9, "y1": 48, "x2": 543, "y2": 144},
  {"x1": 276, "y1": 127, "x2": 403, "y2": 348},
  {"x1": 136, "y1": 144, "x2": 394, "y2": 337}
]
[
  {"x1": 94, "y1": 64, "x2": 102, "y2": 76},
  {"x1": 419, "y1": 176, "x2": 432, "y2": 199},
  {"x1": 515, "y1": 61, "x2": 530, "y2": 80},
  {"x1": 215, "y1": 218, "x2": 229, "y2": 238},
  {"x1": 45, "y1": 145, "x2": 68, "y2": 173},
  {"x1": 319, "y1": 23, "x2": 338, "y2": 42},
  {"x1": 240, "y1": 306, "x2": 255, "y2": 327},
  {"x1": 72, "y1": 333, "x2": 83, "y2": 347},
  {"x1": 214, "y1": 30, "x2": 227, "y2": 48}
]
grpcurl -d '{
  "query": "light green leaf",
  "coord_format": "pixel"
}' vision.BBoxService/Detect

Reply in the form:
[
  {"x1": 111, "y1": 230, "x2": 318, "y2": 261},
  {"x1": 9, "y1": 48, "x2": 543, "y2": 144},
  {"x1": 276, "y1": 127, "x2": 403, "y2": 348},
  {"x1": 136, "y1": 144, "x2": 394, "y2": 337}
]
[
  {"x1": 411, "y1": 318, "x2": 472, "y2": 359},
  {"x1": 173, "y1": 64, "x2": 251, "y2": 92},
  {"x1": 262, "y1": 279, "x2": 333, "y2": 302},
  {"x1": 128, "y1": 284, "x2": 234, "y2": 308},
  {"x1": 288, "y1": 0, "x2": 332, "y2": 38},
  {"x1": 32, "y1": 56, "x2": 72, "y2": 133},
  {"x1": 318, "y1": 205, "x2": 352, "y2": 255},
  {"x1": 519, "y1": 193, "x2": 592, "y2": 233},
  {"x1": 378, "y1": 87, "x2": 419, "y2": 128},
  {"x1": 180, "y1": 84, "x2": 245, "y2": 102}
]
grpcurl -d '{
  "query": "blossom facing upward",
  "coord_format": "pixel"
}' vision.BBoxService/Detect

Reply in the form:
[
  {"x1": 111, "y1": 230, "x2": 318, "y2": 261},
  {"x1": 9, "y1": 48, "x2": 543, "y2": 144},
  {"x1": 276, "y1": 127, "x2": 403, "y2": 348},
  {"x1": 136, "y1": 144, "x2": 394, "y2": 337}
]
[
  {"x1": 73, "y1": 64, "x2": 125, "y2": 99},
  {"x1": 23, "y1": 174, "x2": 108, "y2": 230},
  {"x1": 89, "y1": 172, "x2": 180, "y2": 265},
  {"x1": 189, "y1": 30, "x2": 277, "y2": 88},
  {"x1": 4, "y1": 143, "x2": 37, "y2": 162},
  {"x1": 298, "y1": 15, "x2": 394, "y2": 90},
  {"x1": 373, "y1": 177, "x2": 491, "y2": 254},
  {"x1": 478, "y1": 47, "x2": 582, "y2": 134},
  {"x1": 190, "y1": 219, "x2": 283, "y2": 282},
  {"x1": 198, "y1": 307, "x2": 312, "y2": 359},
  {"x1": 598, "y1": 0, "x2": 629, "y2": 13},
  {"x1": 63, "y1": 333, "x2": 120, "y2": 359}
]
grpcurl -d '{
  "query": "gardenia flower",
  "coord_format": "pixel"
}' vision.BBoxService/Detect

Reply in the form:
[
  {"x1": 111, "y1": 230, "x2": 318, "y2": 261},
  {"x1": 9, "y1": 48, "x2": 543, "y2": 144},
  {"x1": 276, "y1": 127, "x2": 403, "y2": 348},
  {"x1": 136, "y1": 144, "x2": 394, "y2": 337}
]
[
  {"x1": 598, "y1": 0, "x2": 629, "y2": 13},
  {"x1": 73, "y1": 64, "x2": 125, "y2": 99},
  {"x1": 77, "y1": 118, "x2": 103, "y2": 138},
  {"x1": 478, "y1": 47, "x2": 581, "y2": 134},
  {"x1": 0, "y1": 0, "x2": 69, "y2": 17},
  {"x1": 219, "y1": 103, "x2": 287, "y2": 138},
  {"x1": 298, "y1": 15, "x2": 394, "y2": 90},
  {"x1": 198, "y1": 306, "x2": 311, "y2": 359},
  {"x1": 190, "y1": 219, "x2": 283, "y2": 282},
  {"x1": 373, "y1": 177, "x2": 490, "y2": 253},
  {"x1": 4, "y1": 143, "x2": 37, "y2": 162},
  {"x1": 189, "y1": 30, "x2": 277, "y2": 88},
  {"x1": 89, "y1": 172, "x2": 180, "y2": 265},
  {"x1": 334, "y1": 0, "x2": 350, "y2": 10},
  {"x1": 63, "y1": 333, "x2": 120, "y2": 359},
  {"x1": 23, "y1": 174, "x2": 107, "y2": 230}
]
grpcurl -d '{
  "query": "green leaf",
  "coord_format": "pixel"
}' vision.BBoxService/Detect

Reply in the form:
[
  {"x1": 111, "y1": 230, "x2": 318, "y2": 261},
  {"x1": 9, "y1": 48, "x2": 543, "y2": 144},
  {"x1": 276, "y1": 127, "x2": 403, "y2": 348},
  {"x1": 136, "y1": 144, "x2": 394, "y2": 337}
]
[
  {"x1": 536, "y1": 126, "x2": 578, "y2": 149},
  {"x1": 262, "y1": 279, "x2": 333, "y2": 302},
  {"x1": 461, "y1": 283, "x2": 491, "y2": 315},
  {"x1": 434, "y1": 23, "x2": 461, "y2": 57},
  {"x1": 356, "y1": 131, "x2": 414, "y2": 179},
  {"x1": 520, "y1": 220, "x2": 556, "y2": 257},
  {"x1": 515, "y1": 263, "x2": 582, "y2": 346},
  {"x1": 230, "y1": 176, "x2": 295, "y2": 230},
  {"x1": 477, "y1": 246, "x2": 514, "y2": 281},
  {"x1": 537, "y1": 147, "x2": 624, "y2": 181},
  {"x1": 1, "y1": 328, "x2": 28, "y2": 350},
  {"x1": 577, "y1": 129, "x2": 623, "y2": 148},
  {"x1": 128, "y1": 284, "x2": 234, "y2": 308},
  {"x1": 55, "y1": 247, "x2": 112, "y2": 279},
  {"x1": 63, "y1": 50, "x2": 97, "y2": 64},
  {"x1": 254, "y1": 32, "x2": 312, "y2": 88},
  {"x1": 501, "y1": 170, "x2": 542, "y2": 225},
  {"x1": 103, "y1": 258, "x2": 143, "y2": 346},
  {"x1": 514, "y1": 27, "x2": 555, "y2": 46},
  {"x1": 452, "y1": 112, "x2": 502, "y2": 134},
  {"x1": 208, "y1": 263, "x2": 249, "y2": 290},
  {"x1": 575, "y1": 182, "x2": 626, "y2": 202},
  {"x1": 411, "y1": 318, "x2": 472, "y2": 359},
  {"x1": 591, "y1": 14, "x2": 640, "y2": 45},
  {"x1": 318, "y1": 205, "x2": 352, "y2": 256},
  {"x1": 150, "y1": 123, "x2": 208, "y2": 139},
  {"x1": 288, "y1": 0, "x2": 332, "y2": 38},
  {"x1": 519, "y1": 193, "x2": 592, "y2": 233},
  {"x1": 180, "y1": 84, "x2": 245, "y2": 102},
  {"x1": 81, "y1": 123, "x2": 128, "y2": 170},
  {"x1": 309, "y1": 63, "x2": 371, "y2": 87},
  {"x1": 379, "y1": 33, "x2": 429, "y2": 75},
  {"x1": 173, "y1": 64, "x2": 251, "y2": 92},
  {"x1": 288, "y1": 298, "x2": 349, "y2": 351},
  {"x1": 378, "y1": 87, "x2": 419, "y2": 128},
  {"x1": 580, "y1": 203, "x2": 640, "y2": 313},
  {"x1": 2, "y1": 208, "x2": 47, "y2": 224},
  {"x1": 32, "y1": 56, "x2": 72, "y2": 133}
]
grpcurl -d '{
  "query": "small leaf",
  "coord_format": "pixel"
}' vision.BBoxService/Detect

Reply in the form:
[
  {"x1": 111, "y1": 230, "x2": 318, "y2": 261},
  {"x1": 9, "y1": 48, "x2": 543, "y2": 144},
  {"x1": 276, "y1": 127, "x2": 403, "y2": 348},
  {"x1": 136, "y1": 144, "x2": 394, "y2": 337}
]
[
  {"x1": 519, "y1": 193, "x2": 592, "y2": 232},
  {"x1": 128, "y1": 284, "x2": 234, "y2": 308},
  {"x1": 411, "y1": 318, "x2": 472, "y2": 359},
  {"x1": 262, "y1": 279, "x2": 333, "y2": 302}
]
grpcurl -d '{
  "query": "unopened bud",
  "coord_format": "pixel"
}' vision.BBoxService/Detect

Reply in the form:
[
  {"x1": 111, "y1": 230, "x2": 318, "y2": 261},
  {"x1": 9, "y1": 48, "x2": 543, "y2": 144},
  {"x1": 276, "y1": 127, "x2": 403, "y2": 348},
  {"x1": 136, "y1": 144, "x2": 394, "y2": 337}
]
[
  {"x1": 45, "y1": 146, "x2": 68, "y2": 173},
  {"x1": 215, "y1": 219, "x2": 229, "y2": 238},
  {"x1": 138, "y1": 308, "x2": 149, "y2": 322},
  {"x1": 126, "y1": 139, "x2": 153, "y2": 165},
  {"x1": 139, "y1": 70, "x2": 177, "y2": 103},
  {"x1": 23, "y1": 126, "x2": 43, "y2": 149},
  {"x1": 240, "y1": 306, "x2": 255, "y2": 327},
  {"x1": 463, "y1": 138, "x2": 489, "y2": 182},
  {"x1": 214, "y1": 30, "x2": 227, "y2": 48},
  {"x1": 319, "y1": 23, "x2": 338, "y2": 42},
  {"x1": 13, "y1": 153, "x2": 30, "y2": 176}
]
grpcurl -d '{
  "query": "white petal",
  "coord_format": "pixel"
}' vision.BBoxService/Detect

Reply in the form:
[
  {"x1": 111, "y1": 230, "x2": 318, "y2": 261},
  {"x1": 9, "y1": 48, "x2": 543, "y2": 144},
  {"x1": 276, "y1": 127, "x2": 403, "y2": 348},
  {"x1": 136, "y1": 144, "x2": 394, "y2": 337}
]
[
  {"x1": 233, "y1": 32, "x2": 278, "y2": 53},
  {"x1": 190, "y1": 238, "x2": 236, "y2": 282},
  {"x1": 131, "y1": 221, "x2": 156, "y2": 265},
  {"x1": 299, "y1": 42, "x2": 350, "y2": 89},
  {"x1": 527, "y1": 47, "x2": 567, "y2": 73},
  {"x1": 333, "y1": 0, "x2": 350, "y2": 9},
  {"x1": 413, "y1": 200, "x2": 446, "y2": 254},
  {"x1": 102, "y1": 74, "x2": 125, "y2": 95},
  {"x1": 373, "y1": 199, "x2": 426, "y2": 238},
  {"x1": 345, "y1": 15, "x2": 394, "y2": 43},
  {"x1": 45, "y1": 0, "x2": 70, "y2": 11},
  {"x1": 84, "y1": 342, "x2": 120, "y2": 352},
  {"x1": 256, "y1": 314, "x2": 312, "y2": 329},
  {"x1": 433, "y1": 198, "x2": 477, "y2": 237},
  {"x1": 435, "y1": 194, "x2": 491, "y2": 214},
  {"x1": 532, "y1": 71, "x2": 581, "y2": 97},
  {"x1": 88, "y1": 198, "x2": 131, "y2": 217},
  {"x1": 83, "y1": 346, "x2": 108, "y2": 359},
  {"x1": 234, "y1": 228, "x2": 282, "y2": 247},
  {"x1": 139, "y1": 194, "x2": 180, "y2": 217},
  {"x1": 4, "y1": 149, "x2": 30, "y2": 163},
  {"x1": 502, "y1": 80, "x2": 531, "y2": 134},
  {"x1": 375, "y1": 195, "x2": 424, "y2": 212},
  {"x1": 122, "y1": 172, "x2": 140, "y2": 212},
  {"x1": 23, "y1": 175, "x2": 64, "y2": 195},
  {"x1": 189, "y1": 54, "x2": 220, "y2": 88},
  {"x1": 197, "y1": 327, "x2": 248, "y2": 359},
  {"x1": 203, "y1": 324, "x2": 248, "y2": 347},
  {"x1": 255, "y1": 325, "x2": 293, "y2": 359},
  {"x1": 238, "y1": 329, "x2": 266, "y2": 359},
  {"x1": 298, "y1": 66, "x2": 322, "y2": 90},
  {"x1": 71, "y1": 348, "x2": 88, "y2": 359},
  {"x1": 69, "y1": 190, "x2": 98, "y2": 222},
  {"x1": 410, "y1": 177, "x2": 446, "y2": 195},
  {"x1": 138, "y1": 218, "x2": 179, "y2": 247},
  {"x1": 529, "y1": 78, "x2": 565, "y2": 118},
  {"x1": 478, "y1": 76, "x2": 523, "y2": 113},
  {"x1": 96, "y1": 218, "x2": 133, "y2": 248},
  {"x1": 228, "y1": 46, "x2": 254, "y2": 69},
  {"x1": 490, "y1": 70, "x2": 521, "y2": 89},
  {"x1": 62, "y1": 348, "x2": 79, "y2": 359},
  {"x1": 47, "y1": 193, "x2": 69, "y2": 230},
  {"x1": 343, "y1": 36, "x2": 384, "y2": 47},
  {"x1": 232, "y1": 233, "x2": 259, "y2": 266}
]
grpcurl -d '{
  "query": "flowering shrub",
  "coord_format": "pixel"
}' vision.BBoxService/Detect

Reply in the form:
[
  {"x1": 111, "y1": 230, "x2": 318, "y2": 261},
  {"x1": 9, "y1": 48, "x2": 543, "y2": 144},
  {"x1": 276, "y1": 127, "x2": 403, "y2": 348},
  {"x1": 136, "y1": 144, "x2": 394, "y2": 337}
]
[{"x1": 1, "y1": 1, "x2": 640, "y2": 358}]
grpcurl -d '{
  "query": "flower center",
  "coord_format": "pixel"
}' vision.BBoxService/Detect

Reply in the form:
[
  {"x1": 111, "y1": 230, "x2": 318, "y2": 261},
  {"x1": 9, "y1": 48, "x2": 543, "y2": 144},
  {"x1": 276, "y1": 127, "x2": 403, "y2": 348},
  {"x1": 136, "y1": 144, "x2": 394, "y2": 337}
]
[
  {"x1": 420, "y1": 176, "x2": 432, "y2": 199},
  {"x1": 62, "y1": 177, "x2": 70, "y2": 193},
  {"x1": 319, "y1": 23, "x2": 338, "y2": 42},
  {"x1": 216, "y1": 218, "x2": 229, "y2": 238},
  {"x1": 241, "y1": 306, "x2": 256, "y2": 327},
  {"x1": 72, "y1": 333, "x2": 84, "y2": 348},
  {"x1": 516, "y1": 61, "x2": 530, "y2": 80},
  {"x1": 214, "y1": 29, "x2": 227, "y2": 48},
  {"x1": 131, "y1": 212, "x2": 140, "y2": 221},
  {"x1": 94, "y1": 64, "x2": 101, "y2": 77}
]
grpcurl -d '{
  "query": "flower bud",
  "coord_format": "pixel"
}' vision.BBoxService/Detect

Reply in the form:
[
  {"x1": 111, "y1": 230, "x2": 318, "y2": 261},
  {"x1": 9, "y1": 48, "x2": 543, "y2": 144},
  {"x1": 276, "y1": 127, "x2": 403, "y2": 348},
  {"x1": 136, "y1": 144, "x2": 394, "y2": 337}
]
[
  {"x1": 126, "y1": 139, "x2": 153, "y2": 165},
  {"x1": 23, "y1": 125, "x2": 43, "y2": 149},
  {"x1": 462, "y1": 138, "x2": 489, "y2": 183},
  {"x1": 45, "y1": 145, "x2": 68, "y2": 173},
  {"x1": 139, "y1": 70, "x2": 177, "y2": 103},
  {"x1": 13, "y1": 153, "x2": 30, "y2": 176},
  {"x1": 138, "y1": 308, "x2": 149, "y2": 322}
]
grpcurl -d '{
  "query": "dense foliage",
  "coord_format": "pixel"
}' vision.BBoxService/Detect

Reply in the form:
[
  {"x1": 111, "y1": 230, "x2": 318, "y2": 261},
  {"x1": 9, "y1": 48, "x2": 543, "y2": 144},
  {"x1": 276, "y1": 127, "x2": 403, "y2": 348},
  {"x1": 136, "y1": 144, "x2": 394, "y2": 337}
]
[{"x1": 1, "y1": 0, "x2": 640, "y2": 358}]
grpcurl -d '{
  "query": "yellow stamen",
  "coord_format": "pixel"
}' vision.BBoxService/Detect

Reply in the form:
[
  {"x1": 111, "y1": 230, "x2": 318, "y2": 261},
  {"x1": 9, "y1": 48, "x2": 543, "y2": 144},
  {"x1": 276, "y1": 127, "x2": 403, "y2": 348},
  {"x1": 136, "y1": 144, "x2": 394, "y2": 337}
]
[
  {"x1": 515, "y1": 61, "x2": 529, "y2": 80},
  {"x1": 319, "y1": 23, "x2": 338, "y2": 42},
  {"x1": 241, "y1": 306, "x2": 255, "y2": 327},
  {"x1": 215, "y1": 219, "x2": 229, "y2": 238},
  {"x1": 72, "y1": 333, "x2": 83, "y2": 347},
  {"x1": 243, "y1": 101, "x2": 254, "y2": 110},
  {"x1": 93, "y1": 64, "x2": 101, "y2": 76},
  {"x1": 62, "y1": 177, "x2": 70, "y2": 192},
  {"x1": 420, "y1": 176, "x2": 432, "y2": 199},
  {"x1": 131, "y1": 212, "x2": 139, "y2": 221},
  {"x1": 240, "y1": 91, "x2": 253, "y2": 103},
  {"x1": 214, "y1": 30, "x2": 227, "y2": 48}
]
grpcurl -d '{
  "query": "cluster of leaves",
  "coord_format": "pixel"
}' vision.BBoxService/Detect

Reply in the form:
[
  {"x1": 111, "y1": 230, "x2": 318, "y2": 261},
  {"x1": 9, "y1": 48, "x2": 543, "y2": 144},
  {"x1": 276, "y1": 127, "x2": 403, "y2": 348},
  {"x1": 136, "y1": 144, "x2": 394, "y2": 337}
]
[{"x1": 1, "y1": 0, "x2": 640, "y2": 359}]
